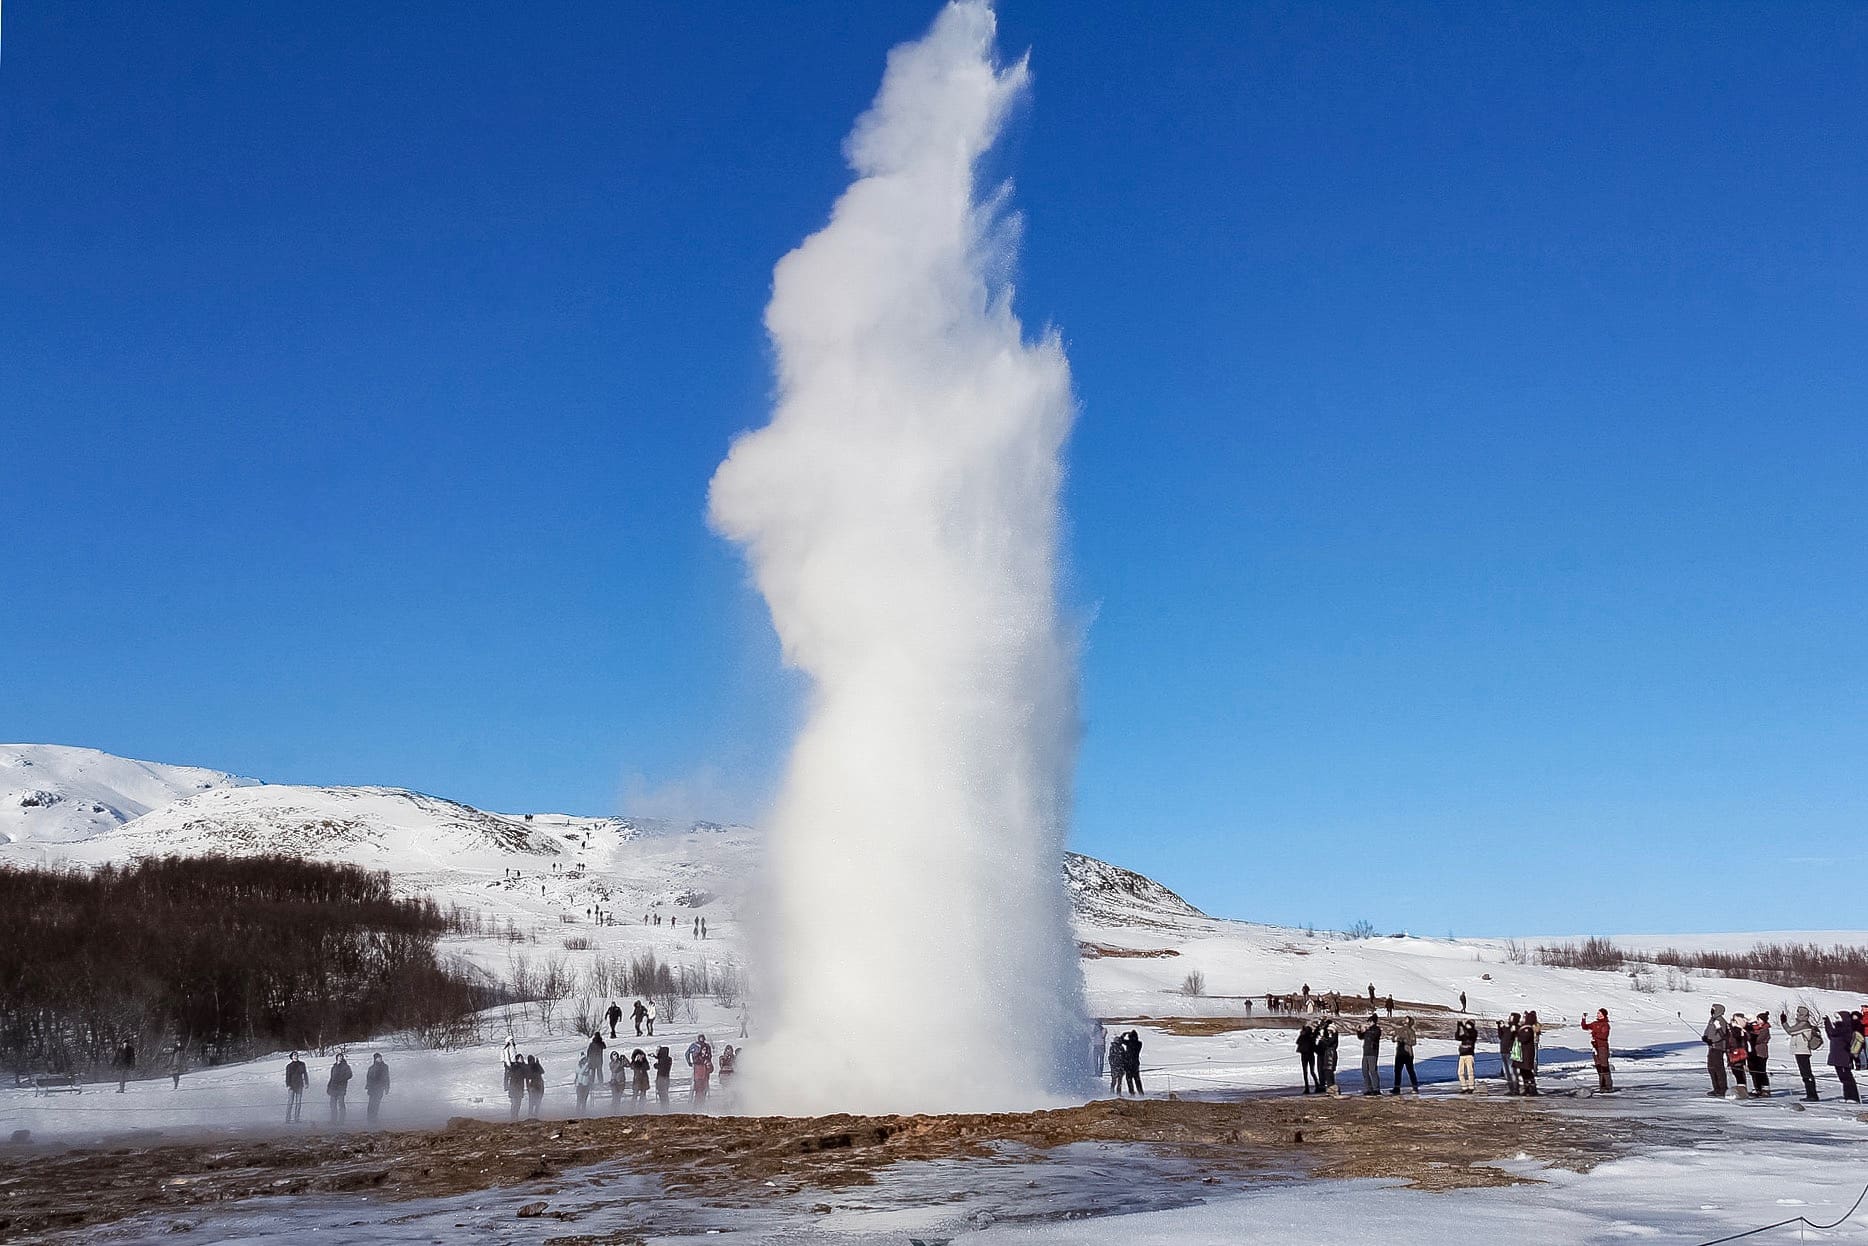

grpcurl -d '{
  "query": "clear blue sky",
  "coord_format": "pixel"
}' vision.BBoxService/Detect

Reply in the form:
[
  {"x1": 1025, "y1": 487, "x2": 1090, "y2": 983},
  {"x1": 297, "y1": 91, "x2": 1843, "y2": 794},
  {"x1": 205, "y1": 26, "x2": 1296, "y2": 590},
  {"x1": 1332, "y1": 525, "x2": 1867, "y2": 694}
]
[{"x1": 4, "y1": 2, "x2": 1864, "y2": 934}]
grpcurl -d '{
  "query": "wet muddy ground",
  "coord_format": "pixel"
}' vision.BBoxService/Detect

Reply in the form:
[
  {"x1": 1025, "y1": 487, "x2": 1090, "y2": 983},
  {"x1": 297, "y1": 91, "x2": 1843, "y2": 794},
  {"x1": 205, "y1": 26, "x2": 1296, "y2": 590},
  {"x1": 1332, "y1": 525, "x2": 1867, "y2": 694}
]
[{"x1": 0, "y1": 1094, "x2": 1635, "y2": 1241}]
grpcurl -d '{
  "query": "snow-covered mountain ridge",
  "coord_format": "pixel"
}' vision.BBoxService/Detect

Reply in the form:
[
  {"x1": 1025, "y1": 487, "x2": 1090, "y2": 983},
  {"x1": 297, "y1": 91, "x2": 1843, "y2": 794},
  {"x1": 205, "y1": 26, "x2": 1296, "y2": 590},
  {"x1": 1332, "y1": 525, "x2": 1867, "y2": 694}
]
[{"x1": 0, "y1": 743, "x2": 257, "y2": 846}]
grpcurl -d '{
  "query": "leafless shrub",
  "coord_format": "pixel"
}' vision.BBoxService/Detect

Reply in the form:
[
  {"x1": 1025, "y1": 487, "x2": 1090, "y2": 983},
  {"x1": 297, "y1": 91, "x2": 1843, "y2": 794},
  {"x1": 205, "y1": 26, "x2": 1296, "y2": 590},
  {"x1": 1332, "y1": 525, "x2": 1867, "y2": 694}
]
[
  {"x1": 1181, "y1": 970, "x2": 1206, "y2": 997},
  {"x1": 563, "y1": 937, "x2": 594, "y2": 952},
  {"x1": 1345, "y1": 919, "x2": 1376, "y2": 940},
  {"x1": 1653, "y1": 943, "x2": 1868, "y2": 994},
  {"x1": 1535, "y1": 938, "x2": 1626, "y2": 971}
]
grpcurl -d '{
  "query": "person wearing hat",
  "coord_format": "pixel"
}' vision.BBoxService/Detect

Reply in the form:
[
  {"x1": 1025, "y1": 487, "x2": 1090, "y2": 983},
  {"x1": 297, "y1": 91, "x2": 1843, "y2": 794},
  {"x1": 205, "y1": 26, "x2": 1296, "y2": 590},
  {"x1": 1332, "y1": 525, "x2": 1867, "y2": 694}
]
[
  {"x1": 1702, "y1": 1005, "x2": 1731, "y2": 1097},
  {"x1": 1580, "y1": 1009, "x2": 1613, "y2": 1093}
]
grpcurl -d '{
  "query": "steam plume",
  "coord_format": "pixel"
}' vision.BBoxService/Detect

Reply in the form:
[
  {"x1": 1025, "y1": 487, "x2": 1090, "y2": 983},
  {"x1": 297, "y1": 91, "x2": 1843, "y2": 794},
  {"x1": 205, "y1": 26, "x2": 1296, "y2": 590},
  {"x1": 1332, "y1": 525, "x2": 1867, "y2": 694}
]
[{"x1": 709, "y1": 0, "x2": 1088, "y2": 1113}]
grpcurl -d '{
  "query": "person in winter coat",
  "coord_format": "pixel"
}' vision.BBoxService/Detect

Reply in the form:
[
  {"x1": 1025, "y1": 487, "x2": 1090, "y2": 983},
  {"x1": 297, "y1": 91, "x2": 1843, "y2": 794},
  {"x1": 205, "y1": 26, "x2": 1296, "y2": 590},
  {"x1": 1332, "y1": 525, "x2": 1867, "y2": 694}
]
[
  {"x1": 114, "y1": 1040, "x2": 136, "y2": 1093},
  {"x1": 1824, "y1": 1013, "x2": 1862, "y2": 1103},
  {"x1": 365, "y1": 1053, "x2": 390, "y2": 1122},
  {"x1": 1514, "y1": 1012, "x2": 1542, "y2": 1096},
  {"x1": 630, "y1": 1048, "x2": 651, "y2": 1108},
  {"x1": 608, "y1": 1051, "x2": 627, "y2": 1111},
  {"x1": 687, "y1": 1035, "x2": 715, "y2": 1104},
  {"x1": 1498, "y1": 1015, "x2": 1522, "y2": 1094},
  {"x1": 574, "y1": 1053, "x2": 595, "y2": 1113},
  {"x1": 606, "y1": 1000, "x2": 624, "y2": 1039},
  {"x1": 504, "y1": 1055, "x2": 526, "y2": 1120},
  {"x1": 719, "y1": 1044, "x2": 737, "y2": 1082},
  {"x1": 653, "y1": 1046, "x2": 673, "y2": 1108},
  {"x1": 1454, "y1": 1018, "x2": 1479, "y2": 1093},
  {"x1": 1297, "y1": 1021, "x2": 1319, "y2": 1094},
  {"x1": 632, "y1": 999, "x2": 648, "y2": 1036},
  {"x1": 1356, "y1": 1016, "x2": 1383, "y2": 1096},
  {"x1": 1745, "y1": 1015, "x2": 1772, "y2": 1095},
  {"x1": 1108, "y1": 1035, "x2": 1127, "y2": 1095},
  {"x1": 1580, "y1": 1009, "x2": 1613, "y2": 1093},
  {"x1": 524, "y1": 1055, "x2": 545, "y2": 1118},
  {"x1": 168, "y1": 1042, "x2": 187, "y2": 1090},
  {"x1": 1725, "y1": 1014, "x2": 1752, "y2": 1098},
  {"x1": 1780, "y1": 1006, "x2": 1824, "y2": 1101},
  {"x1": 586, "y1": 1031, "x2": 607, "y2": 1073},
  {"x1": 1316, "y1": 1020, "x2": 1341, "y2": 1094},
  {"x1": 1122, "y1": 1031, "x2": 1145, "y2": 1095},
  {"x1": 646, "y1": 1002, "x2": 657, "y2": 1037},
  {"x1": 1391, "y1": 1017, "x2": 1419, "y2": 1095},
  {"x1": 327, "y1": 1054, "x2": 352, "y2": 1122},
  {"x1": 1702, "y1": 1005, "x2": 1731, "y2": 1097},
  {"x1": 285, "y1": 1052, "x2": 309, "y2": 1123}
]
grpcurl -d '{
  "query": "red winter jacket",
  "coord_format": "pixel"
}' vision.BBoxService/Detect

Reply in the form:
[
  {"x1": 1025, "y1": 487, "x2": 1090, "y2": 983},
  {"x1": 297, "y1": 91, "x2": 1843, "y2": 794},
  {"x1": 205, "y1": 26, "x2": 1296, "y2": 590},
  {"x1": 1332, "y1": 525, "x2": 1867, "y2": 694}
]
[{"x1": 1581, "y1": 1017, "x2": 1610, "y2": 1051}]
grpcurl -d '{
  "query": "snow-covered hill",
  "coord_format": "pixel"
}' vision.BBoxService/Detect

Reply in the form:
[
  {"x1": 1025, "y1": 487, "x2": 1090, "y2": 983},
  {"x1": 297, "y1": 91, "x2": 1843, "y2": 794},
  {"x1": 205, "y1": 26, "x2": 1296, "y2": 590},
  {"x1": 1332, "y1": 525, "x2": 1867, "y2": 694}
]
[{"x1": 0, "y1": 743, "x2": 256, "y2": 846}]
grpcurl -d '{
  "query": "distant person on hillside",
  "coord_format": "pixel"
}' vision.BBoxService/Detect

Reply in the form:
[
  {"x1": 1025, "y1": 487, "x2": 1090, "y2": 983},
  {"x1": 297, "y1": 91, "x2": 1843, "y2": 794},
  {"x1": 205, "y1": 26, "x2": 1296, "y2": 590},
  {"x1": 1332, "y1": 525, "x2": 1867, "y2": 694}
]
[
  {"x1": 654, "y1": 1046, "x2": 673, "y2": 1108},
  {"x1": 1123, "y1": 1031, "x2": 1145, "y2": 1094},
  {"x1": 1108, "y1": 1034, "x2": 1127, "y2": 1095},
  {"x1": 1745, "y1": 1014, "x2": 1772, "y2": 1095},
  {"x1": 524, "y1": 1055, "x2": 545, "y2": 1118},
  {"x1": 1355, "y1": 1016, "x2": 1383, "y2": 1096},
  {"x1": 365, "y1": 1054, "x2": 390, "y2": 1122},
  {"x1": 1385, "y1": 995, "x2": 1394, "y2": 1017},
  {"x1": 327, "y1": 1054, "x2": 352, "y2": 1122},
  {"x1": 1459, "y1": 991, "x2": 1467, "y2": 1014},
  {"x1": 1581, "y1": 1009, "x2": 1613, "y2": 1093},
  {"x1": 1824, "y1": 1013, "x2": 1861, "y2": 1102},
  {"x1": 633, "y1": 999, "x2": 648, "y2": 1036},
  {"x1": 285, "y1": 1052, "x2": 309, "y2": 1122},
  {"x1": 606, "y1": 1001, "x2": 623, "y2": 1038},
  {"x1": 1701, "y1": 1005, "x2": 1731, "y2": 1097},
  {"x1": 1368, "y1": 983, "x2": 1376, "y2": 1004},
  {"x1": 169, "y1": 1042, "x2": 186, "y2": 1090},
  {"x1": 1781, "y1": 1006, "x2": 1823, "y2": 1101},
  {"x1": 114, "y1": 1040, "x2": 135, "y2": 1093},
  {"x1": 630, "y1": 1048, "x2": 651, "y2": 1108},
  {"x1": 1454, "y1": 1018, "x2": 1478, "y2": 1093},
  {"x1": 1296, "y1": 1021, "x2": 1319, "y2": 1094},
  {"x1": 1498, "y1": 1014, "x2": 1522, "y2": 1094},
  {"x1": 1391, "y1": 1016, "x2": 1419, "y2": 1095},
  {"x1": 1515, "y1": 1012, "x2": 1542, "y2": 1096}
]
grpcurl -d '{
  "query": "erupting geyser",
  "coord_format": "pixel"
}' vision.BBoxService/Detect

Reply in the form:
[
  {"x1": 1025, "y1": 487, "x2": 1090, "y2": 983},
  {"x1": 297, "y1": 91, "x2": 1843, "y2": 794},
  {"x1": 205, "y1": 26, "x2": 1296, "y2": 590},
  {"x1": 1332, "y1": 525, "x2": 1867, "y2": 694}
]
[{"x1": 708, "y1": 0, "x2": 1090, "y2": 1113}]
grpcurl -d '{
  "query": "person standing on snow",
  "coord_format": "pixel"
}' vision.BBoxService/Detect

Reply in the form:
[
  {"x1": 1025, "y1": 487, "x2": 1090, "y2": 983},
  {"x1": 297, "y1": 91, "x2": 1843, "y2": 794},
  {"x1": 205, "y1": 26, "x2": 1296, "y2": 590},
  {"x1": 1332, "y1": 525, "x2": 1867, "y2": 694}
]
[
  {"x1": 653, "y1": 1046, "x2": 673, "y2": 1108},
  {"x1": 586, "y1": 1030, "x2": 607, "y2": 1072},
  {"x1": 365, "y1": 1053, "x2": 390, "y2": 1123},
  {"x1": 1581, "y1": 1009, "x2": 1613, "y2": 1093},
  {"x1": 1498, "y1": 1014, "x2": 1521, "y2": 1094},
  {"x1": 502, "y1": 1035, "x2": 518, "y2": 1069},
  {"x1": 1391, "y1": 1016, "x2": 1419, "y2": 1095},
  {"x1": 1122, "y1": 1031, "x2": 1145, "y2": 1095},
  {"x1": 574, "y1": 1053, "x2": 595, "y2": 1114},
  {"x1": 1515, "y1": 1012, "x2": 1542, "y2": 1096},
  {"x1": 169, "y1": 1041, "x2": 187, "y2": 1090},
  {"x1": 113, "y1": 1040, "x2": 136, "y2": 1093},
  {"x1": 524, "y1": 1054, "x2": 545, "y2": 1118},
  {"x1": 1297, "y1": 1021, "x2": 1319, "y2": 1094},
  {"x1": 609, "y1": 1050, "x2": 628, "y2": 1111},
  {"x1": 1745, "y1": 1014, "x2": 1772, "y2": 1095},
  {"x1": 686, "y1": 1034, "x2": 715, "y2": 1104},
  {"x1": 1725, "y1": 1014, "x2": 1752, "y2": 1098},
  {"x1": 606, "y1": 1001, "x2": 624, "y2": 1039},
  {"x1": 1782, "y1": 1007, "x2": 1823, "y2": 1101},
  {"x1": 630, "y1": 1048, "x2": 651, "y2": 1108},
  {"x1": 632, "y1": 999, "x2": 648, "y2": 1037},
  {"x1": 1701, "y1": 1005, "x2": 1732, "y2": 1096},
  {"x1": 1317, "y1": 1020, "x2": 1340, "y2": 1095},
  {"x1": 1824, "y1": 1012, "x2": 1862, "y2": 1102},
  {"x1": 284, "y1": 1052, "x2": 309, "y2": 1122},
  {"x1": 646, "y1": 1001, "x2": 657, "y2": 1037},
  {"x1": 504, "y1": 1053, "x2": 526, "y2": 1120},
  {"x1": 1454, "y1": 1017, "x2": 1479, "y2": 1093},
  {"x1": 327, "y1": 1054, "x2": 352, "y2": 1122},
  {"x1": 1355, "y1": 1016, "x2": 1383, "y2": 1096}
]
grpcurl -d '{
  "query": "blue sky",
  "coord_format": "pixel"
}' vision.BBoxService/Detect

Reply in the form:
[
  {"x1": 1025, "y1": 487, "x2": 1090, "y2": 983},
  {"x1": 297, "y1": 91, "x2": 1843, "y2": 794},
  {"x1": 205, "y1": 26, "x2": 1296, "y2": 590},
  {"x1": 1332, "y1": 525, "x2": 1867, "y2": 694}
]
[{"x1": 3, "y1": 2, "x2": 1863, "y2": 934}]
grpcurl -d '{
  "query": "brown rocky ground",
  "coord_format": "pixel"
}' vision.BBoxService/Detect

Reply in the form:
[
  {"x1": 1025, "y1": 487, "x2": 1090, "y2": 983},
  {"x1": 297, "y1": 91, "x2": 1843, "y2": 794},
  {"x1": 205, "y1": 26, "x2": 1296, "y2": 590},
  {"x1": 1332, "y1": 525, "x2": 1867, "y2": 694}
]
[{"x1": 0, "y1": 1094, "x2": 1635, "y2": 1240}]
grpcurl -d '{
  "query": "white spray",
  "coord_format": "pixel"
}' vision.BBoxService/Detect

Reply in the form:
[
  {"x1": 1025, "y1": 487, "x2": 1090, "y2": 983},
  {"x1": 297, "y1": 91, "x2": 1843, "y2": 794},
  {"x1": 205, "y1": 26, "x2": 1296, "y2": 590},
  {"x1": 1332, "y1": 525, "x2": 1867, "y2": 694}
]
[{"x1": 708, "y1": 0, "x2": 1089, "y2": 1114}]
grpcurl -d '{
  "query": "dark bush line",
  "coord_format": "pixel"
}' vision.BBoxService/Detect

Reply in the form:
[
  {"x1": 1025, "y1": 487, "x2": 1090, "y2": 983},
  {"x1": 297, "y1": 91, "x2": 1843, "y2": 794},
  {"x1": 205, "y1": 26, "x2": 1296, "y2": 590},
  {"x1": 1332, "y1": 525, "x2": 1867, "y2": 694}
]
[
  {"x1": 1653, "y1": 943, "x2": 1868, "y2": 996},
  {"x1": 0, "y1": 855, "x2": 496, "y2": 1078}
]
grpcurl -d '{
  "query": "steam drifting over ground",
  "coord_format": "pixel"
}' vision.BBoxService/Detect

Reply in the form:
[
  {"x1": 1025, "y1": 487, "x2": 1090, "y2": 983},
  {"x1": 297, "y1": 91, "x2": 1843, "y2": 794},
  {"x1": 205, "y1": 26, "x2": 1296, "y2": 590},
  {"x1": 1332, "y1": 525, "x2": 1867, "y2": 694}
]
[{"x1": 709, "y1": 1, "x2": 1089, "y2": 1113}]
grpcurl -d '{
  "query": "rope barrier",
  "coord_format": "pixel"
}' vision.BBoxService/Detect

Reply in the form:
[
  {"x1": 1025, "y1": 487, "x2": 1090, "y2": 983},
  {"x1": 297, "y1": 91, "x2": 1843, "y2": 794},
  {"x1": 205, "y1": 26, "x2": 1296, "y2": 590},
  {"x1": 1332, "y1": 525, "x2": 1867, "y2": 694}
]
[{"x1": 1694, "y1": 1175, "x2": 1868, "y2": 1245}]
